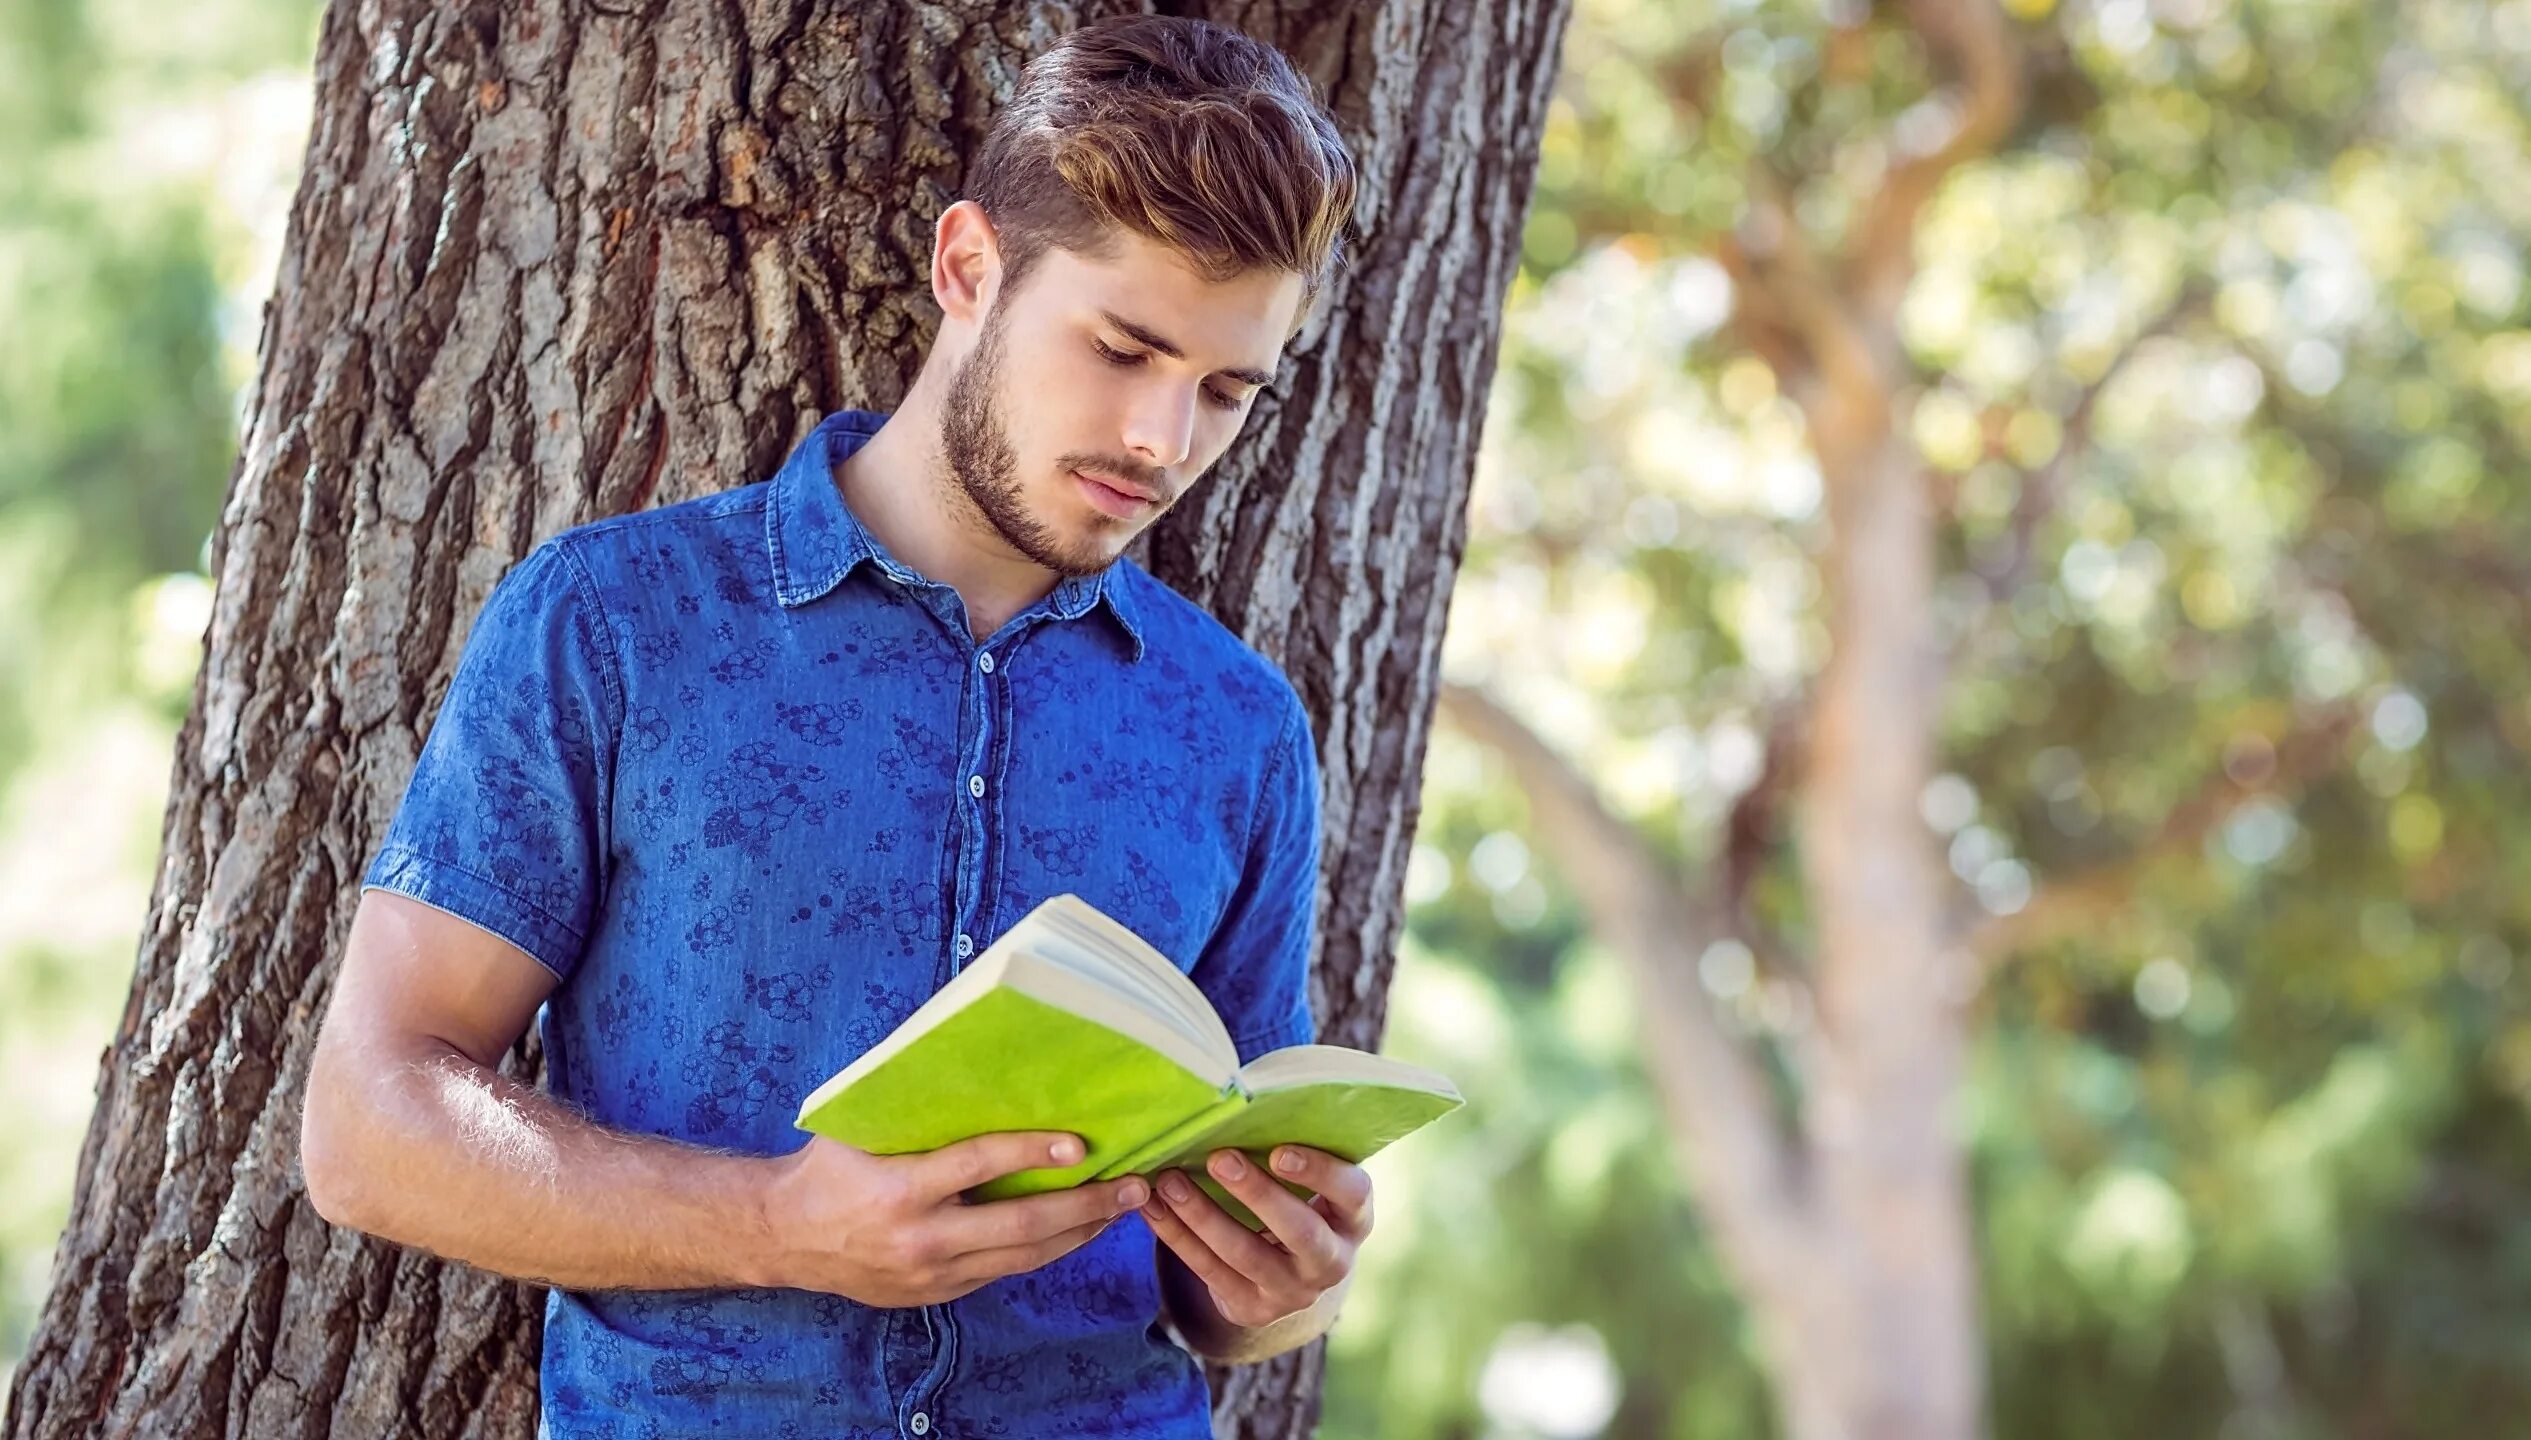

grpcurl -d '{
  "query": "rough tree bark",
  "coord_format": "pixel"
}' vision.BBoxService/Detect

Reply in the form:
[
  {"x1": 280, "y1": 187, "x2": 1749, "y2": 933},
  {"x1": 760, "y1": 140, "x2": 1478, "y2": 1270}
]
[{"x1": 3, "y1": 1, "x2": 1569, "y2": 1436}]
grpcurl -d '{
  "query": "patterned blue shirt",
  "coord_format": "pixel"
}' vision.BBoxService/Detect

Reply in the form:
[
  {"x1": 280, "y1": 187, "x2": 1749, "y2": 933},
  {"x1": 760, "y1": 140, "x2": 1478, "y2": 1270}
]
[{"x1": 360, "y1": 408, "x2": 1321, "y2": 1438}]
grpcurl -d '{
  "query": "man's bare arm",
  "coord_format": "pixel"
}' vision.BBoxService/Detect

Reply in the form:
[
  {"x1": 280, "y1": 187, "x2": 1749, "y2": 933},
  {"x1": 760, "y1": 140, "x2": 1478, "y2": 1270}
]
[{"x1": 300, "y1": 889, "x2": 1147, "y2": 1299}]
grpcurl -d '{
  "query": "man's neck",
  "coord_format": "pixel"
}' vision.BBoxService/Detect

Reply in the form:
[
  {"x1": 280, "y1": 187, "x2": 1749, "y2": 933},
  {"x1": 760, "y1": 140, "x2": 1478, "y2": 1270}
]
[{"x1": 833, "y1": 372, "x2": 1062, "y2": 640}]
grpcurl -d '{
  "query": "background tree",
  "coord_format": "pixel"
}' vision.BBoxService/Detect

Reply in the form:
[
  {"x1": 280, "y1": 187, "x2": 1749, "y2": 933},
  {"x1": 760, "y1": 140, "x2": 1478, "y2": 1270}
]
[
  {"x1": 1437, "y1": 3, "x2": 2024, "y2": 1435},
  {"x1": 0, "y1": 1, "x2": 1569, "y2": 1436},
  {"x1": 1345, "y1": 0, "x2": 2531, "y2": 1435}
]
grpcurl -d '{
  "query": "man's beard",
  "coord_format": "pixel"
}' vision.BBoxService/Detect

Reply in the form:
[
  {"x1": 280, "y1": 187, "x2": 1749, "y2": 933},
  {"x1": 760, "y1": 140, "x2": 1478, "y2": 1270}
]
[{"x1": 940, "y1": 307, "x2": 1117, "y2": 579}]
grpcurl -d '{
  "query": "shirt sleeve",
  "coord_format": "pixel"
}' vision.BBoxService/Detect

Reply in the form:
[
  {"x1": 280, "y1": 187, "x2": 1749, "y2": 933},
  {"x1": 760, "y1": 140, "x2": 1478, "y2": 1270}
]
[
  {"x1": 1190, "y1": 691, "x2": 1322, "y2": 1066},
  {"x1": 359, "y1": 539, "x2": 623, "y2": 983}
]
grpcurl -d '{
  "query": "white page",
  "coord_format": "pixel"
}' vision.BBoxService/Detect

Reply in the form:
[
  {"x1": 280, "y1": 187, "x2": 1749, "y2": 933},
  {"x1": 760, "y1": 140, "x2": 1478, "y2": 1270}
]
[{"x1": 1237, "y1": 1043, "x2": 1462, "y2": 1098}]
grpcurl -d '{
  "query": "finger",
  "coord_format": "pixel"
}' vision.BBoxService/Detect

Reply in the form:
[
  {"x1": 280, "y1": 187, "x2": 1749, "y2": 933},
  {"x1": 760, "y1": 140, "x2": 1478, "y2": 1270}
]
[
  {"x1": 1203, "y1": 1150, "x2": 1345, "y2": 1281},
  {"x1": 955, "y1": 1208, "x2": 1121, "y2": 1284},
  {"x1": 904, "y1": 1131, "x2": 1085, "y2": 1201},
  {"x1": 1270, "y1": 1146, "x2": 1374, "y2": 1241},
  {"x1": 1152, "y1": 1163, "x2": 1292, "y2": 1287},
  {"x1": 939, "y1": 1174, "x2": 1149, "y2": 1254},
  {"x1": 1140, "y1": 1186, "x2": 1257, "y2": 1303}
]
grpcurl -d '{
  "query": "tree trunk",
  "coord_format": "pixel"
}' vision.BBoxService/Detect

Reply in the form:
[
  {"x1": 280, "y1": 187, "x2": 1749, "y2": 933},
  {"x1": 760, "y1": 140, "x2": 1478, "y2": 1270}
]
[
  {"x1": 1438, "y1": 5, "x2": 2022, "y2": 1436},
  {"x1": 2, "y1": 1, "x2": 1568, "y2": 1436}
]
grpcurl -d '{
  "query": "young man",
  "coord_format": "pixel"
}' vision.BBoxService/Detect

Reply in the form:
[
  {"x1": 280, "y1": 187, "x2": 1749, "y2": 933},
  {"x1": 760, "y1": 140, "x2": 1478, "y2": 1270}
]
[{"x1": 298, "y1": 15, "x2": 1369, "y2": 1437}]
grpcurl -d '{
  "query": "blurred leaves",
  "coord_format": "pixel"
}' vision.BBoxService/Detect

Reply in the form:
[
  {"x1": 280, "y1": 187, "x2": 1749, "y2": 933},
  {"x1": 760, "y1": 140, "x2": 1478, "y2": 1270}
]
[
  {"x1": 1350, "y1": 0, "x2": 2531, "y2": 1435},
  {"x1": 0, "y1": 0, "x2": 319, "y2": 1390}
]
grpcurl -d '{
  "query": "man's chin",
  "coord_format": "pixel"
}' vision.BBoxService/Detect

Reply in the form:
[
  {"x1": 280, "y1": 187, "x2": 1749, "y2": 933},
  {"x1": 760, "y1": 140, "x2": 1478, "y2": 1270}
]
[
  {"x1": 1057, "y1": 496, "x2": 1155, "y2": 555},
  {"x1": 1019, "y1": 516, "x2": 1129, "y2": 578},
  {"x1": 1051, "y1": 538, "x2": 1127, "y2": 578}
]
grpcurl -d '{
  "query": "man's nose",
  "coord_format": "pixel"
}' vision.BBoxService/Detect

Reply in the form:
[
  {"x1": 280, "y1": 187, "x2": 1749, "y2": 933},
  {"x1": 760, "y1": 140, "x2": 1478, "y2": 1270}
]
[{"x1": 1121, "y1": 386, "x2": 1196, "y2": 471}]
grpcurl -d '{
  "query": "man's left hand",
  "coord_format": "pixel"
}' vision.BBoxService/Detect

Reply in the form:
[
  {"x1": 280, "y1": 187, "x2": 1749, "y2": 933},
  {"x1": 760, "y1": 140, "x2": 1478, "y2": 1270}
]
[{"x1": 1141, "y1": 1145, "x2": 1371, "y2": 1328}]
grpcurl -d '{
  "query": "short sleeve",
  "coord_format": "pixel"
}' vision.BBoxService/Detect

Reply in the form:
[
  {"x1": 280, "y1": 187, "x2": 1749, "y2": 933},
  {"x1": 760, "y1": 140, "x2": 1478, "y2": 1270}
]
[
  {"x1": 360, "y1": 540, "x2": 622, "y2": 982},
  {"x1": 1190, "y1": 693, "x2": 1321, "y2": 1066}
]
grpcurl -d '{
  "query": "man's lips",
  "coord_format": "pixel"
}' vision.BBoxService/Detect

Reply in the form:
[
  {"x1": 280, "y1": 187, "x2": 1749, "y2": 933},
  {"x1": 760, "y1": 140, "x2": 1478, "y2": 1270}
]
[{"x1": 1073, "y1": 468, "x2": 1161, "y2": 504}]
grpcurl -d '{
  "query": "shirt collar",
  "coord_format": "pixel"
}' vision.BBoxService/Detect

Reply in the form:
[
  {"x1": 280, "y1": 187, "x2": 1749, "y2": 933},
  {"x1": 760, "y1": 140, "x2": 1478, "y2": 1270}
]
[{"x1": 765, "y1": 408, "x2": 1147, "y2": 662}]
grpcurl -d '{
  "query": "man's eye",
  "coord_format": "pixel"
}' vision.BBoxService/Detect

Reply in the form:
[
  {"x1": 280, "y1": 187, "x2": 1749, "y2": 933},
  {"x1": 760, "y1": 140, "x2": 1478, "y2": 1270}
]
[{"x1": 1097, "y1": 338, "x2": 1245, "y2": 412}]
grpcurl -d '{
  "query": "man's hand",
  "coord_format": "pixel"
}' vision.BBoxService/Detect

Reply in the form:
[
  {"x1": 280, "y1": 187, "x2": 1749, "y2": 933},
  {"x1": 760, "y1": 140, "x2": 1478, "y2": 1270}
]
[
  {"x1": 757, "y1": 1132, "x2": 1149, "y2": 1306},
  {"x1": 1141, "y1": 1145, "x2": 1371, "y2": 1331}
]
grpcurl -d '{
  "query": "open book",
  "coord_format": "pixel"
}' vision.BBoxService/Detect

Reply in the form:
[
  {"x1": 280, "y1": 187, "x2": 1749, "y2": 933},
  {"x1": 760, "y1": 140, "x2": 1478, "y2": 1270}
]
[{"x1": 794, "y1": 894, "x2": 1463, "y2": 1230}]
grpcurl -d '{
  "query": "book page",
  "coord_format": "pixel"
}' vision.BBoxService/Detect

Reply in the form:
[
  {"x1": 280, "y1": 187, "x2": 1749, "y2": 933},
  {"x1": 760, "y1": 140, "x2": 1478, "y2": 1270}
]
[
  {"x1": 1027, "y1": 895, "x2": 1238, "y2": 1069},
  {"x1": 1001, "y1": 947, "x2": 1231, "y2": 1087},
  {"x1": 1238, "y1": 1043, "x2": 1463, "y2": 1100}
]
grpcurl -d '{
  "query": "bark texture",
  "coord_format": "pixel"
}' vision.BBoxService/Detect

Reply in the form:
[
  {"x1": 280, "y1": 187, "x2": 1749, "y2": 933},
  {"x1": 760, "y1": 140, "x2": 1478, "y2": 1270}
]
[{"x1": 2, "y1": 0, "x2": 1568, "y2": 1436}]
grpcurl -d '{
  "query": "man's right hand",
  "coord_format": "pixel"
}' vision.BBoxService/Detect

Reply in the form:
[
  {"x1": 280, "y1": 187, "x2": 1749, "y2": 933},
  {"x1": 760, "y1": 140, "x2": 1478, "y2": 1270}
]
[
  {"x1": 307, "y1": 893, "x2": 1143, "y2": 1302},
  {"x1": 755, "y1": 1132, "x2": 1149, "y2": 1305}
]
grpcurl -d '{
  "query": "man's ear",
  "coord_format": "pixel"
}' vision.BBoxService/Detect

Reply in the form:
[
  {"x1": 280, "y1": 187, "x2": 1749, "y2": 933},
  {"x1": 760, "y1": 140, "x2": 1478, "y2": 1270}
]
[{"x1": 931, "y1": 200, "x2": 1002, "y2": 329}]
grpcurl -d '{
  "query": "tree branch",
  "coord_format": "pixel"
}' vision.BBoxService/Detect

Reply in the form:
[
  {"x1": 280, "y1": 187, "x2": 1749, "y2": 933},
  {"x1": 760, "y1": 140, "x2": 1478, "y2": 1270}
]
[
  {"x1": 1717, "y1": 166, "x2": 1884, "y2": 422},
  {"x1": 1844, "y1": 0, "x2": 2026, "y2": 327},
  {"x1": 1959, "y1": 700, "x2": 2362, "y2": 968},
  {"x1": 1434, "y1": 682, "x2": 1814, "y2": 1246},
  {"x1": 1980, "y1": 286, "x2": 2207, "y2": 601}
]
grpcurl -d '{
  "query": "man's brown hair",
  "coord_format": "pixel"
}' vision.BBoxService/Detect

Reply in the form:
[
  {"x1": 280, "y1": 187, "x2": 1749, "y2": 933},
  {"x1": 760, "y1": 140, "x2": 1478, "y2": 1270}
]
[{"x1": 964, "y1": 14, "x2": 1359, "y2": 319}]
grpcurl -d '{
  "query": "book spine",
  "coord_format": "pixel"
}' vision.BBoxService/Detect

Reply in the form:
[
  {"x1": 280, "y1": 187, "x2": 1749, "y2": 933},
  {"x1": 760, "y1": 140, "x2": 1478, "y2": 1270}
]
[{"x1": 1092, "y1": 1079, "x2": 1250, "y2": 1182}]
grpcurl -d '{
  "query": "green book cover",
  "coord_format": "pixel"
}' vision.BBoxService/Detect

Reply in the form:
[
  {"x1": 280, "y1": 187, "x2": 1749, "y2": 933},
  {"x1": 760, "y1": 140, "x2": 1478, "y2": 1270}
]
[{"x1": 794, "y1": 894, "x2": 1463, "y2": 1231}]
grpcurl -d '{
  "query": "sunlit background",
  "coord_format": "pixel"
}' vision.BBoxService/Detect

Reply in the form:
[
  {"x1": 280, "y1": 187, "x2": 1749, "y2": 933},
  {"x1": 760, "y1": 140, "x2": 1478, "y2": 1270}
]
[{"x1": 8, "y1": 0, "x2": 2531, "y2": 1435}]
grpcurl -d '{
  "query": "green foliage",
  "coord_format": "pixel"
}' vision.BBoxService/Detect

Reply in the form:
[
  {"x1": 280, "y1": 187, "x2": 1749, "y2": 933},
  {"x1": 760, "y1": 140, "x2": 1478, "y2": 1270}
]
[
  {"x1": 0, "y1": 0, "x2": 320, "y2": 1392},
  {"x1": 1333, "y1": 0, "x2": 2531, "y2": 1434}
]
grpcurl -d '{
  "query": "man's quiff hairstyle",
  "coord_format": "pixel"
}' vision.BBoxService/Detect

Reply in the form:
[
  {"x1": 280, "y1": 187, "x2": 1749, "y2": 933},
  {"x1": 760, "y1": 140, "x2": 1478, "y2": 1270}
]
[{"x1": 963, "y1": 14, "x2": 1359, "y2": 316}]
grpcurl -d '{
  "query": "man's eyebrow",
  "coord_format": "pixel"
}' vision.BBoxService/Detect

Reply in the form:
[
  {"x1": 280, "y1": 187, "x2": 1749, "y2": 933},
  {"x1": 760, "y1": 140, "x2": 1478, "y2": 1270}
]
[{"x1": 1099, "y1": 309, "x2": 1278, "y2": 389}]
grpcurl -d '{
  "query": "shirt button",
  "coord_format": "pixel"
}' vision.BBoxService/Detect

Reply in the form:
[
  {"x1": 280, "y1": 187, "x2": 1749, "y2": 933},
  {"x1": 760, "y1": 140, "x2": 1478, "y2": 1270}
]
[
  {"x1": 978, "y1": 652, "x2": 995, "y2": 674},
  {"x1": 910, "y1": 1414, "x2": 931, "y2": 1436},
  {"x1": 968, "y1": 774, "x2": 986, "y2": 799},
  {"x1": 955, "y1": 933, "x2": 974, "y2": 959}
]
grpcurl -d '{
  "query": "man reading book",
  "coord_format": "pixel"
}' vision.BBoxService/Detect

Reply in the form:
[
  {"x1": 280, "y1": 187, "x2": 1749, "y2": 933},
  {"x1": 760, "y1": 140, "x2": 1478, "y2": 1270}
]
[{"x1": 297, "y1": 15, "x2": 1373, "y2": 1437}]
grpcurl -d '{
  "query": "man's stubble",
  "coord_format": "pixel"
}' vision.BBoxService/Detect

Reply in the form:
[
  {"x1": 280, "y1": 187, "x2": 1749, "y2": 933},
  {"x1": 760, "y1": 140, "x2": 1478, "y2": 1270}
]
[{"x1": 939, "y1": 303, "x2": 1127, "y2": 580}]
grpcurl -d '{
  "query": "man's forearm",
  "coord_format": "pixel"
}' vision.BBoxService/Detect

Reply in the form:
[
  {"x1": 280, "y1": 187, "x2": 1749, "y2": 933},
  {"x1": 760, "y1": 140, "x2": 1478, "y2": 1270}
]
[
  {"x1": 1155, "y1": 1244, "x2": 1349, "y2": 1364},
  {"x1": 302, "y1": 1043, "x2": 775, "y2": 1292}
]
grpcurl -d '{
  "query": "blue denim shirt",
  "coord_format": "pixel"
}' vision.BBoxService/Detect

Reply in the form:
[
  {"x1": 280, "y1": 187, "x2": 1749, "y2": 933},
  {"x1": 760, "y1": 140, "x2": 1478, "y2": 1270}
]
[{"x1": 360, "y1": 408, "x2": 1320, "y2": 1438}]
